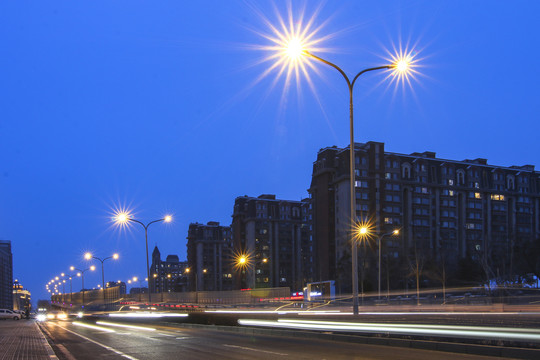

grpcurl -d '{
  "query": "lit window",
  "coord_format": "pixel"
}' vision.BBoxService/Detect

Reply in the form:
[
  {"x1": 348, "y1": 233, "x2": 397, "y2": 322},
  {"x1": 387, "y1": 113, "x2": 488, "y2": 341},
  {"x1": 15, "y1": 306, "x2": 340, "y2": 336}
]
[
  {"x1": 449, "y1": 190, "x2": 454, "y2": 197},
  {"x1": 491, "y1": 194, "x2": 505, "y2": 201},
  {"x1": 384, "y1": 217, "x2": 393, "y2": 224},
  {"x1": 474, "y1": 192, "x2": 481, "y2": 199},
  {"x1": 448, "y1": 179, "x2": 454, "y2": 186}
]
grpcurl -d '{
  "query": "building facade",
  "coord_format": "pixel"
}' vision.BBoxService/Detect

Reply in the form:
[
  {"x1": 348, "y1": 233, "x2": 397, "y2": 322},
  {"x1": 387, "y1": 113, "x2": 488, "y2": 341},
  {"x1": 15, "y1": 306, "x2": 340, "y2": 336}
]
[
  {"x1": 186, "y1": 222, "x2": 233, "y2": 292},
  {"x1": 0, "y1": 240, "x2": 13, "y2": 309},
  {"x1": 232, "y1": 195, "x2": 313, "y2": 292},
  {"x1": 149, "y1": 246, "x2": 188, "y2": 293},
  {"x1": 309, "y1": 141, "x2": 540, "y2": 293},
  {"x1": 13, "y1": 280, "x2": 31, "y2": 313}
]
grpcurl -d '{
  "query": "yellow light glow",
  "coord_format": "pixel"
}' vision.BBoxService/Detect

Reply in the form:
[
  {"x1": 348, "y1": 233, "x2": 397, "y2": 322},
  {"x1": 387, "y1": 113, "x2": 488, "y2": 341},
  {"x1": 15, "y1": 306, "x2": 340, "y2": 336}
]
[
  {"x1": 382, "y1": 44, "x2": 422, "y2": 91},
  {"x1": 353, "y1": 220, "x2": 374, "y2": 244},
  {"x1": 285, "y1": 37, "x2": 305, "y2": 60},
  {"x1": 115, "y1": 212, "x2": 130, "y2": 224},
  {"x1": 90, "y1": 265, "x2": 96, "y2": 271},
  {"x1": 185, "y1": 268, "x2": 190, "y2": 273},
  {"x1": 77, "y1": 272, "x2": 81, "y2": 277},
  {"x1": 60, "y1": 273, "x2": 65, "y2": 277},
  {"x1": 132, "y1": 276, "x2": 138, "y2": 282},
  {"x1": 113, "y1": 253, "x2": 119, "y2": 260},
  {"x1": 70, "y1": 266, "x2": 75, "y2": 271},
  {"x1": 55, "y1": 276, "x2": 59, "y2": 280},
  {"x1": 393, "y1": 229, "x2": 400, "y2": 235},
  {"x1": 164, "y1": 215, "x2": 172, "y2": 223},
  {"x1": 262, "y1": 258, "x2": 268, "y2": 263},
  {"x1": 84, "y1": 252, "x2": 92, "y2": 260},
  {"x1": 249, "y1": 2, "x2": 335, "y2": 99},
  {"x1": 233, "y1": 251, "x2": 253, "y2": 270}
]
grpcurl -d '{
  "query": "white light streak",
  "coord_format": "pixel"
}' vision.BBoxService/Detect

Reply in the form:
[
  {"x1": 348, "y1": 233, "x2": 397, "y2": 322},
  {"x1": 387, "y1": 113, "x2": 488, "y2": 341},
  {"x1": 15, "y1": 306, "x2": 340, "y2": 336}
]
[
  {"x1": 73, "y1": 321, "x2": 116, "y2": 333},
  {"x1": 108, "y1": 312, "x2": 188, "y2": 318},
  {"x1": 238, "y1": 319, "x2": 540, "y2": 342},
  {"x1": 96, "y1": 321, "x2": 156, "y2": 332}
]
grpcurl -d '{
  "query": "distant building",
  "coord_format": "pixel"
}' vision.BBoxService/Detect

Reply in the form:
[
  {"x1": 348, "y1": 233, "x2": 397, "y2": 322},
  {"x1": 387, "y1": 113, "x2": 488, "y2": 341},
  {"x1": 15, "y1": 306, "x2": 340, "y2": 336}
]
[
  {"x1": 186, "y1": 222, "x2": 234, "y2": 291},
  {"x1": 106, "y1": 281, "x2": 126, "y2": 295},
  {"x1": 12, "y1": 280, "x2": 31, "y2": 313},
  {"x1": 231, "y1": 195, "x2": 312, "y2": 292},
  {"x1": 149, "y1": 246, "x2": 188, "y2": 293},
  {"x1": 309, "y1": 141, "x2": 540, "y2": 292},
  {"x1": 0, "y1": 240, "x2": 13, "y2": 309}
]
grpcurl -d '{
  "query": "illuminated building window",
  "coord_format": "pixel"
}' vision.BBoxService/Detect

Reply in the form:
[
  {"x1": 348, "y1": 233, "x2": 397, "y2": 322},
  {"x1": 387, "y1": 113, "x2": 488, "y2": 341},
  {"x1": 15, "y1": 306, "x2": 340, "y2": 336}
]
[
  {"x1": 491, "y1": 194, "x2": 505, "y2": 201},
  {"x1": 475, "y1": 192, "x2": 481, "y2": 199}
]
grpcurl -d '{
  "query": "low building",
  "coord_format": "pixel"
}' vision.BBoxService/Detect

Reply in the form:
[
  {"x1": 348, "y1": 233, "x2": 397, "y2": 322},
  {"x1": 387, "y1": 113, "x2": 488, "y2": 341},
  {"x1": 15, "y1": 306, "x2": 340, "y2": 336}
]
[{"x1": 12, "y1": 280, "x2": 31, "y2": 313}]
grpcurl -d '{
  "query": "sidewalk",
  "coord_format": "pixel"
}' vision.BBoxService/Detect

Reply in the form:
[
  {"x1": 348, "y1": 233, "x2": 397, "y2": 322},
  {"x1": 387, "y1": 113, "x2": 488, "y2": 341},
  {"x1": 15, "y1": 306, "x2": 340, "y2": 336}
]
[{"x1": 0, "y1": 319, "x2": 57, "y2": 359}]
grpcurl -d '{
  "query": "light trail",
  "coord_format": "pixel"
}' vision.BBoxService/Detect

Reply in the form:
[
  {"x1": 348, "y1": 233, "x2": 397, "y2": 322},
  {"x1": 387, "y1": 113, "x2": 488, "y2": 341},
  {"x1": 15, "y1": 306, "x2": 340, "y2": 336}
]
[
  {"x1": 96, "y1": 321, "x2": 156, "y2": 332},
  {"x1": 73, "y1": 321, "x2": 116, "y2": 333},
  {"x1": 109, "y1": 312, "x2": 188, "y2": 318},
  {"x1": 238, "y1": 318, "x2": 540, "y2": 342}
]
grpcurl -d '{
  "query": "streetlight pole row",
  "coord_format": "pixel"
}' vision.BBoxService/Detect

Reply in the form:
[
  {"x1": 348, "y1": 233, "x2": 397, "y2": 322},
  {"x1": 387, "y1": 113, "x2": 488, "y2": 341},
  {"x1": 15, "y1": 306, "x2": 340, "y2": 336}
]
[
  {"x1": 282, "y1": 39, "x2": 411, "y2": 315},
  {"x1": 85, "y1": 252, "x2": 119, "y2": 305},
  {"x1": 115, "y1": 213, "x2": 172, "y2": 304},
  {"x1": 70, "y1": 265, "x2": 95, "y2": 308},
  {"x1": 305, "y1": 51, "x2": 391, "y2": 315}
]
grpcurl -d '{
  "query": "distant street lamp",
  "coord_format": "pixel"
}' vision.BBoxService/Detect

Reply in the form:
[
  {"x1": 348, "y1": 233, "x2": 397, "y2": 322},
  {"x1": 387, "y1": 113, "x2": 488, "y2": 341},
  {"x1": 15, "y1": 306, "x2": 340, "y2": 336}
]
[
  {"x1": 85, "y1": 252, "x2": 119, "y2": 305},
  {"x1": 70, "y1": 265, "x2": 95, "y2": 307},
  {"x1": 279, "y1": 38, "x2": 411, "y2": 315},
  {"x1": 114, "y1": 212, "x2": 172, "y2": 303},
  {"x1": 376, "y1": 229, "x2": 400, "y2": 299}
]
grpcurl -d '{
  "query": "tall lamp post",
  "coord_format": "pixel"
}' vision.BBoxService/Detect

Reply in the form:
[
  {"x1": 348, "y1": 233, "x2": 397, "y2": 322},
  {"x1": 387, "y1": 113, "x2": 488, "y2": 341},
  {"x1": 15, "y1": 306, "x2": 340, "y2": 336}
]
[
  {"x1": 377, "y1": 229, "x2": 400, "y2": 299},
  {"x1": 85, "y1": 252, "x2": 119, "y2": 305},
  {"x1": 70, "y1": 265, "x2": 95, "y2": 308},
  {"x1": 115, "y1": 213, "x2": 172, "y2": 303},
  {"x1": 282, "y1": 42, "x2": 410, "y2": 315}
]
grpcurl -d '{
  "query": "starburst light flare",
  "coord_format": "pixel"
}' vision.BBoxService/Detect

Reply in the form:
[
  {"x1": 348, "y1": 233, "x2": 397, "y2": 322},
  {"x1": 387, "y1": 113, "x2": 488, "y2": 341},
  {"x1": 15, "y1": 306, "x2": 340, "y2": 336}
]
[{"x1": 249, "y1": 1, "x2": 340, "y2": 96}]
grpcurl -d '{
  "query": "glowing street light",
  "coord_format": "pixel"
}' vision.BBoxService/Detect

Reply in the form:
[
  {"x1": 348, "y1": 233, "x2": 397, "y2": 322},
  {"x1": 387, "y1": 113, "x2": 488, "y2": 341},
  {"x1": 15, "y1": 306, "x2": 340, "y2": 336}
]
[
  {"x1": 113, "y1": 211, "x2": 172, "y2": 304},
  {"x1": 85, "y1": 252, "x2": 119, "y2": 305},
  {"x1": 377, "y1": 229, "x2": 400, "y2": 299},
  {"x1": 278, "y1": 34, "x2": 413, "y2": 315},
  {"x1": 70, "y1": 265, "x2": 95, "y2": 307}
]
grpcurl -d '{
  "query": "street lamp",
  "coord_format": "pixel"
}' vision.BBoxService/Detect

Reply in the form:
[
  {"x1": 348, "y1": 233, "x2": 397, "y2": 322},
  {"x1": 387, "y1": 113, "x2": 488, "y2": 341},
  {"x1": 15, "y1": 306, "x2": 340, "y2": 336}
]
[
  {"x1": 85, "y1": 252, "x2": 119, "y2": 305},
  {"x1": 70, "y1": 265, "x2": 95, "y2": 308},
  {"x1": 114, "y1": 212, "x2": 172, "y2": 303},
  {"x1": 377, "y1": 229, "x2": 400, "y2": 299},
  {"x1": 281, "y1": 38, "x2": 411, "y2": 315}
]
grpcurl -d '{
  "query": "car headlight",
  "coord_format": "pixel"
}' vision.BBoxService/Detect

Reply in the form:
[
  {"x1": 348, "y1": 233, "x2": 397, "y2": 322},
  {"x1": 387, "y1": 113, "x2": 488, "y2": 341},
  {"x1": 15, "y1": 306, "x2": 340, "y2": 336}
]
[
  {"x1": 37, "y1": 314, "x2": 47, "y2": 321},
  {"x1": 57, "y1": 313, "x2": 67, "y2": 320},
  {"x1": 46, "y1": 313, "x2": 55, "y2": 320}
]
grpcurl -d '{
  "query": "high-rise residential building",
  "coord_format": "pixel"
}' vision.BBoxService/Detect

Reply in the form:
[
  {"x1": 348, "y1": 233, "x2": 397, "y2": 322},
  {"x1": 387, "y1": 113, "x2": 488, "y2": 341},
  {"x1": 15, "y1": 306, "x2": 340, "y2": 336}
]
[
  {"x1": 0, "y1": 240, "x2": 13, "y2": 309},
  {"x1": 232, "y1": 195, "x2": 313, "y2": 292},
  {"x1": 149, "y1": 246, "x2": 188, "y2": 293},
  {"x1": 309, "y1": 141, "x2": 540, "y2": 293},
  {"x1": 186, "y1": 222, "x2": 233, "y2": 292}
]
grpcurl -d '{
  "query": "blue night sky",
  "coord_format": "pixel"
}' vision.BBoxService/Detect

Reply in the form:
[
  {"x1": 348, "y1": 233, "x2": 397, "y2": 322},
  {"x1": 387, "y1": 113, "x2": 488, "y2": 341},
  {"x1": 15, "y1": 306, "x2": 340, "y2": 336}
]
[{"x1": 1, "y1": 1, "x2": 539, "y2": 302}]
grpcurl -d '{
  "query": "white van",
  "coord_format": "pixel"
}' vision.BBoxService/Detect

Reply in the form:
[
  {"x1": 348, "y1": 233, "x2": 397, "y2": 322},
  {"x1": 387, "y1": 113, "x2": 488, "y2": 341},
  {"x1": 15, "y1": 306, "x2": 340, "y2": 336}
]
[{"x1": 0, "y1": 309, "x2": 21, "y2": 320}]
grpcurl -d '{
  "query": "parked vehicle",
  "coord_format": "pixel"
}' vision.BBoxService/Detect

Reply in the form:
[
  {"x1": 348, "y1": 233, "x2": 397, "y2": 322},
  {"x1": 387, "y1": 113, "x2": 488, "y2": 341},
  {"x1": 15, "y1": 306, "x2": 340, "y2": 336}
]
[{"x1": 0, "y1": 309, "x2": 21, "y2": 320}]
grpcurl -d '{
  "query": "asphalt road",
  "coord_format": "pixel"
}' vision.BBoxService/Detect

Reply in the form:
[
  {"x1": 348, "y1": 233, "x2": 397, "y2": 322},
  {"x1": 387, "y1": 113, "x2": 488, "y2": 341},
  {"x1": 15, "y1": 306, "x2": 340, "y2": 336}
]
[{"x1": 38, "y1": 319, "x2": 511, "y2": 360}]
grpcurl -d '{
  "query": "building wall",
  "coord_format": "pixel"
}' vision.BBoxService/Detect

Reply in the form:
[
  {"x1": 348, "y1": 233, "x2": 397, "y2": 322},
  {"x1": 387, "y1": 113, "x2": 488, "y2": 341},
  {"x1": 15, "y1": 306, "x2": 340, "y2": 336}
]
[
  {"x1": 186, "y1": 222, "x2": 233, "y2": 292},
  {"x1": 0, "y1": 240, "x2": 13, "y2": 309},
  {"x1": 310, "y1": 142, "x2": 540, "y2": 292},
  {"x1": 232, "y1": 195, "x2": 313, "y2": 292}
]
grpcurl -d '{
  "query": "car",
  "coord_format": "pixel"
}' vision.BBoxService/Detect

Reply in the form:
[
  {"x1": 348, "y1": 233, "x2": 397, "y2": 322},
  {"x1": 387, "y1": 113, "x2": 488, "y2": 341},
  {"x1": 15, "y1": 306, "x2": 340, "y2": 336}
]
[
  {"x1": 0, "y1": 309, "x2": 21, "y2": 320},
  {"x1": 45, "y1": 311, "x2": 68, "y2": 321}
]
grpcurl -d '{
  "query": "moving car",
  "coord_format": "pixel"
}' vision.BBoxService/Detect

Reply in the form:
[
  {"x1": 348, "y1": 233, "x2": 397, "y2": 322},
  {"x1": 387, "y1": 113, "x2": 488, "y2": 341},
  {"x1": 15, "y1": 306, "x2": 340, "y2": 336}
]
[{"x1": 0, "y1": 309, "x2": 21, "y2": 320}]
